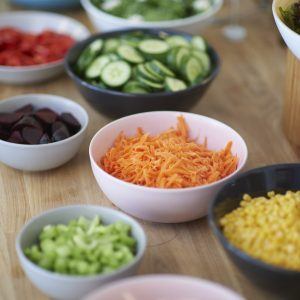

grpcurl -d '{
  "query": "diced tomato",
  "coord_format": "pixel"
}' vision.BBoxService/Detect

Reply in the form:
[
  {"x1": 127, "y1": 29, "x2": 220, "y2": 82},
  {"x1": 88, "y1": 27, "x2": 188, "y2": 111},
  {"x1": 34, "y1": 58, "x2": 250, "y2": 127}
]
[{"x1": 0, "y1": 27, "x2": 75, "y2": 67}]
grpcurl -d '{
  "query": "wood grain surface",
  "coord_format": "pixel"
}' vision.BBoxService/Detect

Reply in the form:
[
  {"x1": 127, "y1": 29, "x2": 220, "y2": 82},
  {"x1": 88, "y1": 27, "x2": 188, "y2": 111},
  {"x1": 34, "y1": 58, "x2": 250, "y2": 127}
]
[{"x1": 0, "y1": 1, "x2": 296, "y2": 300}]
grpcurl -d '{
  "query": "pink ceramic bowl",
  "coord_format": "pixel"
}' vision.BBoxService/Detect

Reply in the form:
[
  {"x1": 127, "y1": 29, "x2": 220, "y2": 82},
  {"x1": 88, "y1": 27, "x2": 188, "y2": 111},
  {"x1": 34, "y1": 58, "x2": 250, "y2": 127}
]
[
  {"x1": 83, "y1": 275, "x2": 244, "y2": 300},
  {"x1": 89, "y1": 111, "x2": 248, "y2": 223}
]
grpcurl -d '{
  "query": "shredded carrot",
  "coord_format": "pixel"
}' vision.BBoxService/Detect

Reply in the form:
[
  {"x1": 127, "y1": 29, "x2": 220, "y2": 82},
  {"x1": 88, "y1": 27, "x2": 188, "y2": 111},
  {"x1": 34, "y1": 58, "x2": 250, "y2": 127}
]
[{"x1": 100, "y1": 116, "x2": 238, "y2": 189}]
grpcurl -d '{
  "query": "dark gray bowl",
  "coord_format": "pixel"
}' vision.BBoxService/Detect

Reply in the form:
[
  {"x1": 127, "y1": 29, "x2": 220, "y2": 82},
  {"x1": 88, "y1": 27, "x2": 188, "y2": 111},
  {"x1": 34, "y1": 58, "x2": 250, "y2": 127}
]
[
  {"x1": 209, "y1": 164, "x2": 300, "y2": 300},
  {"x1": 65, "y1": 28, "x2": 220, "y2": 118}
]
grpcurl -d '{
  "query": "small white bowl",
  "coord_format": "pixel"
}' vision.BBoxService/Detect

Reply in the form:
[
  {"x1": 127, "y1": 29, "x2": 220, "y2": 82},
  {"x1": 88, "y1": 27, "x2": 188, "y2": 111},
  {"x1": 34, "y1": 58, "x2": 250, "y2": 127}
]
[
  {"x1": 89, "y1": 111, "x2": 248, "y2": 223},
  {"x1": 273, "y1": 0, "x2": 300, "y2": 60},
  {"x1": 0, "y1": 11, "x2": 90, "y2": 84},
  {"x1": 0, "y1": 94, "x2": 89, "y2": 171},
  {"x1": 16, "y1": 205, "x2": 147, "y2": 300},
  {"x1": 84, "y1": 274, "x2": 244, "y2": 300},
  {"x1": 81, "y1": 0, "x2": 223, "y2": 34}
]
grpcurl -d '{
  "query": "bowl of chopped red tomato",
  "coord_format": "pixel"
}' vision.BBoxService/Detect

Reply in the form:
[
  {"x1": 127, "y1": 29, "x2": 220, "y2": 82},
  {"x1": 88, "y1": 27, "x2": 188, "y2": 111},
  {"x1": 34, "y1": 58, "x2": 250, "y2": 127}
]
[{"x1": 0, "y1": 11, "x2": 90, "y2": 84}]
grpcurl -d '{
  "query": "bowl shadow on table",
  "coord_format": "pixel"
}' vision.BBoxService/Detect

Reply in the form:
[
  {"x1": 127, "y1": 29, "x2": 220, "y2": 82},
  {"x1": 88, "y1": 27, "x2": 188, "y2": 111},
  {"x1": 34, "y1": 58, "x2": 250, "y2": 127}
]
[
  {"x1": 65, "y1": 29, "x2": 220, "y2": 119},
  {"x1": 209, "y1": 164, "x2": 300, "y2": 300}
]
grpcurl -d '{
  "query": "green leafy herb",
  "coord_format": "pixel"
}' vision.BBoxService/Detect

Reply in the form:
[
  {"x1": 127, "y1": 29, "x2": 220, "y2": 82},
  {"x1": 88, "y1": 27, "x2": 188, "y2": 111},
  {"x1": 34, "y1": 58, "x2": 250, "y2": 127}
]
[{"x1": 280, "y1": 1, "x2": 300, "y2": 34}]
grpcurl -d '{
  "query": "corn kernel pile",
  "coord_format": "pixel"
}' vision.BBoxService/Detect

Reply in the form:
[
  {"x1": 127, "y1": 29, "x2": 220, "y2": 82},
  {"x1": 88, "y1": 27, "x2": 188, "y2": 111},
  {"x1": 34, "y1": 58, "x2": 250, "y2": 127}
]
[{"x1": 220, "y1": 191, "x2": 300, "y2": 271}]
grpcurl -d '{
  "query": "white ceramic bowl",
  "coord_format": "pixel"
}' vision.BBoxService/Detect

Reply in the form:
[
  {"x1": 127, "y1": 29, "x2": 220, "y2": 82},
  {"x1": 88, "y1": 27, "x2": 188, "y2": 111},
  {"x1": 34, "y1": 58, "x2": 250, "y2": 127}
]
[
  {"x1": 273, "y1": 0, "x2": 300, "y2": 60},
  {"x1": 0, "y1": 11, "x2": 90, "y2": 84},
  {"x1": 84, "y1": 275, "x2": 244, "y2": 300},
  {"x1": 81, "y1": 0, "x2": 223, "y2": 34},
  {"x1": 89, "y1": 111, "x2": 248, "y2": 223},
  {"x1": 0, "y1": 94, "x2": 89, "y2": 171},
  {"x1": 16, "y1": 205, "x2": 147, "y2": 300}
]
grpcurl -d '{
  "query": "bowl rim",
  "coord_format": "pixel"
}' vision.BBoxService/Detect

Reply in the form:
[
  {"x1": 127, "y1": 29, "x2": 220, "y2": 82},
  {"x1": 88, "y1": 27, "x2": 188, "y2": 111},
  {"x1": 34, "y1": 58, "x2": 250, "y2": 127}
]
[
  {"x1": 84, "y1": 274, "x2": 244, "y2": 300},
  {"x1": 89, "y1": 111, "x2": 248, "y2": 193},
  {"x1": 208, "y1": 163, "x2": 300, "y2": 275},
  {"x1": 15, "y1": 204, "x2": 147, "y2": 281},
  {"x1": 272, "y1": 0, "x2": 300, "y2": 37},
  {"x1": 82, "y1": 0, "x2": 223, "y2": 26},
  {"x1": 0, "y1": 10, "x2": 90, "y2": 72},
  {"x1": 0, "y1": 93, "x2": 89, "y2": 149},
  {"x1": 65, "y1": 28, "x2": 220, "y2": 98}
]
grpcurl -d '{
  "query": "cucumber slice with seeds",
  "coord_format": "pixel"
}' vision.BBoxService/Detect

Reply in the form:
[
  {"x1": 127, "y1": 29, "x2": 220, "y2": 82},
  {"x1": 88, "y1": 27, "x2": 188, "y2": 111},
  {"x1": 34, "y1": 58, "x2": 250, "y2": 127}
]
[
  {"x1": 139, "y1": 39, "x2": 170, "y2": 56},
  {"x1": 192, "y1": 51, "x2": 211, "y2": 75},
  {"x1": 103, "y1": 38, "x2": 120, "y2": 53},
  {"x1": 85, "y1": 55, "x2": 111, "y2": 78},
  {"x1": 117, "y1": 45, "x2": 144, "y2": 64},
  {"x1": 137, "y1": 64, "x2": 163, "y2": 82},
  {"x1": 144, "y1": 63, "x2": 164, "y2": 81},
  {"x1": 191, "y1": 36, "x2": 206, "y2": 51},
  {"x1": 175, "y1": 47, "x2": 190, "y2": 69},
  {"x1": 149, "y1": 60, "x2": 175, "y2": 77},
  {"x1": 166, "y1": 35, "x2": 189, "y2": 48},
  {"x1": 165, "y1": 77, "x2": 187, "y2": 92},
  {"x1": 101, "y1": 61, "x2": 131, "y2": 87},
  {"x1": 184, "y1": 57, "x2": 203, "y2": 83}
]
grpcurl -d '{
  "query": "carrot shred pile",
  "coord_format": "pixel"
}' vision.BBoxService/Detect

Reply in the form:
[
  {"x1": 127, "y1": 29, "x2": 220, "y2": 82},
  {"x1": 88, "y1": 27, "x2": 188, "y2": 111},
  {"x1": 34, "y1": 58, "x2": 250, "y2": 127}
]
[{"x1": 100, "y1": 116, "x2": 238, "y2": 189}]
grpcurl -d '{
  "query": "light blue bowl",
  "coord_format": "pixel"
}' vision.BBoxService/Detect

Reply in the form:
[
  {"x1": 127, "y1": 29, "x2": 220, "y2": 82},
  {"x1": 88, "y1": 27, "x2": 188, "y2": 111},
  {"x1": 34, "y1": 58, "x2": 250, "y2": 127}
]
[{"x1": 10, "y1": 0, "x2": 81, "y2": 10}]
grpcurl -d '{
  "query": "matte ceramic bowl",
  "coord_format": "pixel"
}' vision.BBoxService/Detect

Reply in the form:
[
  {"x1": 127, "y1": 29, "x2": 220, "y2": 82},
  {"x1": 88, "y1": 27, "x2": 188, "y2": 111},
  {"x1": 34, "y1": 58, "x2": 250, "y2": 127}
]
[
  {"x1": 84, "y1": 275, "x2": 244, "y2": 300},
  {"x1": 0, "y1": 94, "x2": 88, "y2": 171},
  {"x1": 10, "y1": 0, "x2": 81, "y2": 9},
  {"x1": 0, "y1": 11, "x2": 90, "y2": 84},
  {"x1": 273, "y1": 0, "x2": 300, "y2": 60},
  {"x1": 65, "y1": 28, "x2": 220, "y2": 118},
  {"x1": 81, "y1": 0, "x2": 223, "y2": 33},
  {"x1": 16, "y1": 205, "x2": 147, "y2": 300},
  {"x1": 89, "y1": 111, "x2": 248, "y2": 223},
  {"x1": 209, "y1": 164, "x2": 300, "y2": 300}
]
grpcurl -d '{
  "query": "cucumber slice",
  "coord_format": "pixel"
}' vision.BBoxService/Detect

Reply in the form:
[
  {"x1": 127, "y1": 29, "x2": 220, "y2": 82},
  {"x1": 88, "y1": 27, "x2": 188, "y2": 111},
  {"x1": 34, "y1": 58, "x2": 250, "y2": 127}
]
[
  {"x1": 184, "y1": 57, "x2": 203, "y2": 83},
  {"x1": 117, "y1": 45, "x2": 144, "y2": 64},
  {"x1": 165, "y1": 77, "x2": 187, "y2": 92},
  {"x1": 138, "y1": 39, "x2": 170, "y2": 56},
  {"x1": 85, "y1": 55, "x2": 111, "y2": 79},
  {"x1": 191, "y1": 36, "x2": 207, "y2": 51},
  {"x1": 175, "y1": 47, "x2": 190, "y2": 70},
  {"x1": 166, "y1": 47, "x2": 180, "y2": 70},
  {"x1": 149, "y1": 60, "x2": 175, "y2": 78},
  {"x1": 107, "y1": 53, "x2": 120, "y2": 62},
  {"x1": 137, "y1": 64, "x2": 163, "y2": 83},
  {"x1": 123, "y1": 81, "x2": 149, "y2": 94},
  {"x1": 103, "y1": 38, "x2": 120, "y2": 53},
  {"x1": 192, "y1": 51, "x2": 211, "y2": 75},
  {"x1": 137, "y1": 76, "x2": 164, "y2": 90},
  {"x1": 144, "y1": 63, "x2": 165, "y2": 81},
  {"x1": 101, "y1": 61, "x2": 131, "y2": 87},
  {"x1": 76, "y1": 39, "x2": 103, "y2": 72},
  {"x1": 166, "y1": 35, "x2": 189, "y2": 48}
]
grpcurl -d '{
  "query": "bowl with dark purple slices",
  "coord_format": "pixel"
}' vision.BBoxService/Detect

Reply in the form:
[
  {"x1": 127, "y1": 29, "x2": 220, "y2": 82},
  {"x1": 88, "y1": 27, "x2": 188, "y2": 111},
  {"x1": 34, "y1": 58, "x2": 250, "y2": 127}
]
[
  {"x1": 273, "y1": 0, "x2": 300, "y2": 60},
  {"x1": 65, "y1": 29, "x2": 220, "y2": 118},
  {"x1": 0, "y1": 94, "x2": 89, "y2": 171},
  {"x1": 16, "y1": 205, "x2": 146, "y2": 300}
]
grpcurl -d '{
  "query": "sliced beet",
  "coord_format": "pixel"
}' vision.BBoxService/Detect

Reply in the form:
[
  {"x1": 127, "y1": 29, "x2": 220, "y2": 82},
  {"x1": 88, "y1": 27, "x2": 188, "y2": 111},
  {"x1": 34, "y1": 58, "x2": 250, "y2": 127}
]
[
  {"x1": 51, "y1": 121, "x2": 66, "y2": 135},
  {"x1": 0, "y1": 113, "x2": 23, "y2": 127},
  {"x1": 0, "y1": 126, "x2": 10, "y2": 140},
  {"x1": 40, "y1": 133, "x2": 51, "y2": 144},
  {"x1": 7, "y1": 131, "x2": 24, "y2": 144},
  {"x1": 22, "y1": 127, "x2": 43, "y2": 145},
  {"x1": 13, "y1": 115, "x2": 42, "y2": 131},
  {"x1": 15, "y1": 104, "x2": 34, "y2": 114},
  {"x1": 60, "y1": 113, "x2": 81, "y2": 133},
  {"x1": 52, "y1": 126, "x2": 70, "y2": 142},
  {"x1": 35, "y1": 108, "x2": 58, "y2": 125}
]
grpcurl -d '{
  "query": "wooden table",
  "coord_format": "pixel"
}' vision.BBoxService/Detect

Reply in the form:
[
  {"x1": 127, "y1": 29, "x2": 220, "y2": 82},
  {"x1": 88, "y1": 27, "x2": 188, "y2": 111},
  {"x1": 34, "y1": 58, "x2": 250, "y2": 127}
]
[{"x1": 0, "y1": 2, "x2": 296, "y2": 300}]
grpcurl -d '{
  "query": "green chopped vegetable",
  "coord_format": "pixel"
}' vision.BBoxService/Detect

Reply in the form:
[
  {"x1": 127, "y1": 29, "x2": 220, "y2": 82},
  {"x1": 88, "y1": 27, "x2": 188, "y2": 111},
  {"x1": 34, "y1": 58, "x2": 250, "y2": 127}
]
[
  {"x1": 74, "y1": 31, "x2": 213, "y2": 94},
  {"x1": 280, "y1": 1, "x2": 300, "y2": 34},
  {"x1": 24, "y1": 216, "x2": 136, "y2": 276},
  {"x1": 91, "y1": 0, "x2": 215, "y2": 22}
]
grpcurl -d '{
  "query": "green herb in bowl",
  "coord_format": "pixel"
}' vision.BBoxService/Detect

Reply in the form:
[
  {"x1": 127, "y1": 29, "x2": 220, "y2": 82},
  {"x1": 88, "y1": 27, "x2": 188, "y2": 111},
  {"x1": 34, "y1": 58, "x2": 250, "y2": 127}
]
[
  {"x1": 91, "y1": 0, "x2": 215, "y2": 22},
  {"x1": 75, "y1": 31, "x2": 212, "y2": 94},
  {"x1": 280, "y1": 1, "x2": 300, "y2": 34},
  {"x1": 24, "y1": 216, "x2": 136, "y2": 276}
]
